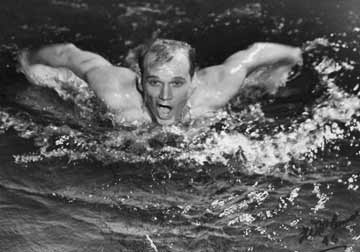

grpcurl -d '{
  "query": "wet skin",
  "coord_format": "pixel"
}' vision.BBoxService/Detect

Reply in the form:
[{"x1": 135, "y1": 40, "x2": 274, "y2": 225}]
[
  {"x1": 20, "y1": 42, "x2": 303, "y2": 125},
  {"x1": 141, "y1": 51, "x2": 193, "y2": 125}
]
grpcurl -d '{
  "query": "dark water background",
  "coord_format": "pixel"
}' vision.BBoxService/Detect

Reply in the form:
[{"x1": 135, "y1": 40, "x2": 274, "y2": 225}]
[{"x1": 1, "y1": 0, "x2": 360, "y2": 251}]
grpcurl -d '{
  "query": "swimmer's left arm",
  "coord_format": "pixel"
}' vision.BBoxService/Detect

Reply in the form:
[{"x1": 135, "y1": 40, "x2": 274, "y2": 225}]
[
  {"x1": 223, "y1": 42, "x2": 302, "y2": 75},
  {"x1": 192, "y1": 43, "x2": 302, "y2": 111}
]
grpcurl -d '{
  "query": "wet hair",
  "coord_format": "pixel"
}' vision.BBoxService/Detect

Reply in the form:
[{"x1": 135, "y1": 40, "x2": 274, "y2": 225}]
[{"x1": 125, "y1": 38, "x2": 196, "y2": 78}]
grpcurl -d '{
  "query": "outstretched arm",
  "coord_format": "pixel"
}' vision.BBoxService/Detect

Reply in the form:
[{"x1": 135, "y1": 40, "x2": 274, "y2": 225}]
[
  {"x1": 223, "y1": 42, "x2": 302, "y2": 74},
  {"x1": 192, "y1": 42, "x2": 302, "y2": 111},
  {"x1": 18, "y1": 44, "x2": 142, "y2": 115},
  {"x1": 20, "y1": 43, "x2": 112, "y2": 81}
]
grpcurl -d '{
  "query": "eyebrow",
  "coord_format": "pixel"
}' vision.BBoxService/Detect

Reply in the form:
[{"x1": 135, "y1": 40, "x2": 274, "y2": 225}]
[
  {"x1": 171, "y1": 77, "x2": 186, "y2": 82},
  {"x1": 145, "y1": 75, "x2": 160, "y2": 80}
]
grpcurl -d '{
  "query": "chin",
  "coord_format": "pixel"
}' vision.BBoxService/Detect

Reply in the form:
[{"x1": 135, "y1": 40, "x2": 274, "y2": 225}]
[{"x1": 156, "y1": 117, "x2": 176, "y2": 126}]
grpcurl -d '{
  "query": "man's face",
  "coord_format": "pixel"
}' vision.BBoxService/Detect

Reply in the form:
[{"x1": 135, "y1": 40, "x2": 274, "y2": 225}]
[{"x1": 142, "y1": 51, "x2": 192, "y2": 125}]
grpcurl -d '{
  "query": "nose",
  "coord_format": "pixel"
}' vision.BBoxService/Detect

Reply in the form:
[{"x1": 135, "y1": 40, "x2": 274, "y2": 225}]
[{"x1": 159, "y1": 84, "x2": 173, "y2": 101}]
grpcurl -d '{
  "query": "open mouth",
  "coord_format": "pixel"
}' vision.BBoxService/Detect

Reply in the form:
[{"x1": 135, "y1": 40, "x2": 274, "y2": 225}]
[{"x1": 157, "y1": 104, "x2": 172, "y2": 118}]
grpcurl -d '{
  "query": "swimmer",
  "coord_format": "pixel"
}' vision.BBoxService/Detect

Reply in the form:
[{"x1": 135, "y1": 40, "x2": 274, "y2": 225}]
[{"x1": 19, "y1": 39, "x2": 303, "y2": 125}]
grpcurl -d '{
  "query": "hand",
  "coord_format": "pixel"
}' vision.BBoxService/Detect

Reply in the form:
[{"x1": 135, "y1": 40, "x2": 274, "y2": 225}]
[
  {"x1": 292, "y1": 47, "x2": 303, "y2": 66},
  {"x1": 17, "y1": 49, "x2": 31, "y2": 73},
  {"x1": 287, "y1": 48, "x2": 303, "y2": 82}
]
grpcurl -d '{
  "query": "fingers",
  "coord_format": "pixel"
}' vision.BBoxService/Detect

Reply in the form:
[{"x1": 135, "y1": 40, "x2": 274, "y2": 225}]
[
  {"x1": 16, "y1": 49, "x2": 31, "y2": 73},
  {"x1": 293, "y1": 47, "x2": 303, "y2": 66}
]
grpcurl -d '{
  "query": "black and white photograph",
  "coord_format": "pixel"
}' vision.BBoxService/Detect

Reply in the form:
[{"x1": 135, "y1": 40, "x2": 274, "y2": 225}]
[{"x1": 0, "y1": 0, "x2": 359, "y2": 251}]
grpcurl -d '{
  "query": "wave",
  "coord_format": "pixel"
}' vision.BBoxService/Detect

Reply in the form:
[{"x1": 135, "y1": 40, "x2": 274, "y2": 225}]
[{"x1": 0, "y1": 38, "x2": 358, "y2": 177}]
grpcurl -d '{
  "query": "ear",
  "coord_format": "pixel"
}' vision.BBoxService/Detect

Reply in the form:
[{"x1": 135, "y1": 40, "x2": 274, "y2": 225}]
[
  {"x1": 136, "y1": 75, "x2": 143, "y2": 93},
  {"x1": 189, "y1": 71, "x2": 198, "y2": 87},
  {"x1": 187, "y1": 72, "x2": 197, "y2": 98},
  {"x1": 192, "y1": 71, "x2": 198, "y2": 80}
]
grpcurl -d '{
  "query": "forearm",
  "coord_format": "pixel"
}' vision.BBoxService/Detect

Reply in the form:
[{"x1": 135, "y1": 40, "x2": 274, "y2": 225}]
[
  {"x1": 246, "y1": 43, "x2": 302, "y2": 71},
  {"x1": 225, "y1": 42, "x2": 302, "y2": 73},
  {"x1": 21, "y1": 43, "x2": 111, "y2": 80},
  {"x1": 25, "y1": 44, "x2": 79, "y2": 77}
]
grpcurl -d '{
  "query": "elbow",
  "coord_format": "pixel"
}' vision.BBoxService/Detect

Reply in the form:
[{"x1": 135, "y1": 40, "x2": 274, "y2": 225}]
[
  {"x1": 251, "y1": 42, "x2": 266, "y2": 48},
  {"x1": 246, "y1": 43, "x2": 268, "y2": 58},
  {"x1": 251, "y1": 42, "x2": 262, "y2": 48},
  {"x1": 54, "y1": 43, "x2": 77, "y2": 61},
  {"x1": 250, "y1": 42, "x2": 273, "y2": 51},
  {"x1": 61, "y1": 43, "x2": 76, "y2": 51}
]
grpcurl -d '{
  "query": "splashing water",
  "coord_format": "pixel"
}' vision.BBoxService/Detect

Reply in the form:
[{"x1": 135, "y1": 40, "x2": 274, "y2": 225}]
[
  {"x1": 1, "y1": 1, "x2": 360, "y2": 251},
  {"x1": 0, "y1": 38, "x2": 357, "y2": 177}
]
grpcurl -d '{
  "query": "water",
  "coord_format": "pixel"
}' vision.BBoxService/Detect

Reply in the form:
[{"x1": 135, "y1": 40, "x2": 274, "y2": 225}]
[{"x1": 1, "y1": 0, "x2": 360, "y2": 251}]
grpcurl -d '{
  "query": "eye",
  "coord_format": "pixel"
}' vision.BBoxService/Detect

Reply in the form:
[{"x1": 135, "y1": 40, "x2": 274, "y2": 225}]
[
  {"x1": 171, "y1": 80, "x2": 185, "y2": 87},
  {"x1": 147, "y1": 79, "x2": 161, "y2": 87}
]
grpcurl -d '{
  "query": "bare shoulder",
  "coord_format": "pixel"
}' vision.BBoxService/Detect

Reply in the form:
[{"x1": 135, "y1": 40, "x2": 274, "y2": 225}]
[
  {"x1": 189, "y1": 64, "x2": 246, "y2": 115},
  {"x1": 86, "y1": 65, "x2": 149, "y2": 122}
]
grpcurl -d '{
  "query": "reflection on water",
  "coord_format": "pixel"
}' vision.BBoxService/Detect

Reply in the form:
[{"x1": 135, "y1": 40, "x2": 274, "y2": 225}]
[{"x1": 1, "y1": 0, "x2": 360, "y2": 251}]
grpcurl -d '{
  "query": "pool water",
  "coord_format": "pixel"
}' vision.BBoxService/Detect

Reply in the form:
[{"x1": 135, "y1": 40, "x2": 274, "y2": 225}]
[{"x1": 0, "y1": 0, "x2": 360, "y2": 251}]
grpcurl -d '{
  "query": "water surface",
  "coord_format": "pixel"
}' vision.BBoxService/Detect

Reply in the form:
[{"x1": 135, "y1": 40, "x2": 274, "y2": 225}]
[{"x1": 0, "y1": 0, "x2": 360, "y2": 251}]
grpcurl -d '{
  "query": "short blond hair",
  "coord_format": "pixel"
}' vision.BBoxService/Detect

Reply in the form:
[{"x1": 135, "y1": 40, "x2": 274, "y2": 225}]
[{"x1": 126, "y1": 38, "x2": 196, "y2": 77}]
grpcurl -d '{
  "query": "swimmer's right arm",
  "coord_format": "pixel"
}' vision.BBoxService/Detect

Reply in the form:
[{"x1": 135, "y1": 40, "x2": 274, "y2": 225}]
[
  {"x1": 20, "y1": 43, "x2": 112, "y2": 80},
  {"x1": 19, "y1": 44, "x2": 142, "y2": 113}
]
